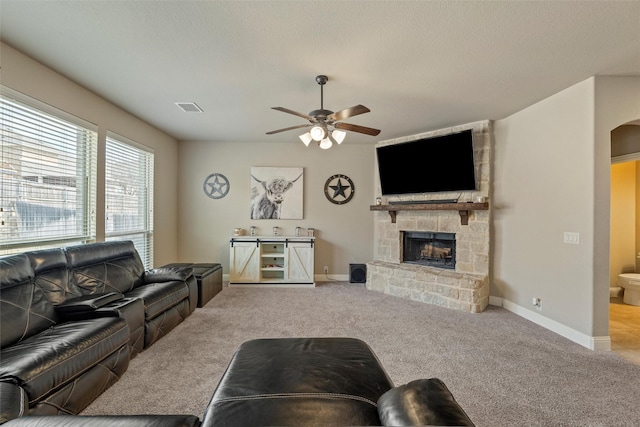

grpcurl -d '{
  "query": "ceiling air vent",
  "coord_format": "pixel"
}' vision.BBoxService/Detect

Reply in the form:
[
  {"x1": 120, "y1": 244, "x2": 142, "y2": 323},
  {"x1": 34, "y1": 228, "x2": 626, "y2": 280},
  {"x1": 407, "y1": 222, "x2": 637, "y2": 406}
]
[{"x1": 175, "y1": 102, "x2": 204, "y2": 113}]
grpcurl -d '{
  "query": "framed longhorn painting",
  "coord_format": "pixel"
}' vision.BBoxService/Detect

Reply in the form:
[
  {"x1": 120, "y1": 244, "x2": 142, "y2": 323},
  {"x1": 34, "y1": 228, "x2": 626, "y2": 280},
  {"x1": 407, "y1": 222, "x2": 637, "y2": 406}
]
[{"x1": 250, "y1": 167, "x2": 303, "y2": 219}]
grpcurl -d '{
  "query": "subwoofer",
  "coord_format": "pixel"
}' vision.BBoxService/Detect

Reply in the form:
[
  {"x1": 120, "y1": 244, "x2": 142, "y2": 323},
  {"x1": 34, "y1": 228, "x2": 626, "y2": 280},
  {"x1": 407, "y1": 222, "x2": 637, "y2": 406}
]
[{"x1": 349, "y1": 264, "x2": 367, "y2": 283}]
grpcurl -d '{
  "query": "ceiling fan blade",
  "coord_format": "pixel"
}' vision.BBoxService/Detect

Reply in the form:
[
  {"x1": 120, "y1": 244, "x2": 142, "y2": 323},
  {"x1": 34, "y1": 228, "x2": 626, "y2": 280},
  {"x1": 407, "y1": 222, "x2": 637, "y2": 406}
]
[
  {"x1": 327, "y1": 105, "x2": 370, "y2": 122},
  {"x1": 271, "y1": 107, "x2": 312, "y2": 121},
  {"x1": 334, "y1": 122, "x2": 381, "y2": 136},
  {"x1": 265, "y1": 124, "x2": 311, "y2": 135}
]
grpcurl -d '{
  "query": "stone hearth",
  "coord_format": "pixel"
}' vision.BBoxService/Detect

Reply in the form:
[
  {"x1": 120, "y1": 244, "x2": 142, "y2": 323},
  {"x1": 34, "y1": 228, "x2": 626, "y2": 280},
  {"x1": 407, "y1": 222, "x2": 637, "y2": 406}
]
[{"x1": 367, "y1": 120, "x2": 491, "y2": 313}]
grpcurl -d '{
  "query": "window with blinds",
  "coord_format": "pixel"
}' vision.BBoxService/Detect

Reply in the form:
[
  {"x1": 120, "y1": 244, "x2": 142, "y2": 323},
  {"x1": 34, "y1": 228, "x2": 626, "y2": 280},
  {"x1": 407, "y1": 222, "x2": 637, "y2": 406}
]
[
  {"x1": 105, "y1": 133, "x2": 154, "y2": 269},
  {"x1": 0, "y1": 88, "x2": 97, "y2": 255}
]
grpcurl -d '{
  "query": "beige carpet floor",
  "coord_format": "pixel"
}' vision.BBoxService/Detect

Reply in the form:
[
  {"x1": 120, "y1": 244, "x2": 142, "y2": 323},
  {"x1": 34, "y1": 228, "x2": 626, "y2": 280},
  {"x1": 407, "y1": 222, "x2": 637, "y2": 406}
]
[{"x1": 82, "y1": 282, "x2": 640, "y2": 426}]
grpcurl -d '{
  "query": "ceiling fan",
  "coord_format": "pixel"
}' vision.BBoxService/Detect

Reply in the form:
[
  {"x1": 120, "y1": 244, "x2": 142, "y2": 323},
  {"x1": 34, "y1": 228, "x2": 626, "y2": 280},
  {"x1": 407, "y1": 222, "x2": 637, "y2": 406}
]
[{"x1": 266, "y1": 75, "x2": 380, "y2": 149}]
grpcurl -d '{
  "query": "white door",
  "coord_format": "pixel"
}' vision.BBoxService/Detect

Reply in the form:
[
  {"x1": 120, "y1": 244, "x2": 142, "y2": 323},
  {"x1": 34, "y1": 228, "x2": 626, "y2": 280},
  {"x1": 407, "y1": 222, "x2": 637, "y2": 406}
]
[
  {"x1": 230, "y1": 241, "x2": 260, "y2": 283},
  {"x1": 287, "y1": 243, "x2": 314, "y2": 283}
]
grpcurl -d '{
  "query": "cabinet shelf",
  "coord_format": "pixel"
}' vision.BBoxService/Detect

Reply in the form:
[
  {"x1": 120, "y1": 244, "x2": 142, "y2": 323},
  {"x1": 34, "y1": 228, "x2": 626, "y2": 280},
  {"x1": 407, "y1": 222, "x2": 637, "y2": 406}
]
[{"x1": 370, "y1": 202, "x2": 488, "y2": 225}]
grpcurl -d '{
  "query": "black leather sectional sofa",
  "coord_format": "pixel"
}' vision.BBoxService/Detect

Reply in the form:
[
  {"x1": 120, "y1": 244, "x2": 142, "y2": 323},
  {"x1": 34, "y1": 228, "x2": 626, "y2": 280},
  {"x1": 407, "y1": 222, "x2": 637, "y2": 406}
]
[{"x1": 0, "y1": 241, "x2": 197, "y2": 422}]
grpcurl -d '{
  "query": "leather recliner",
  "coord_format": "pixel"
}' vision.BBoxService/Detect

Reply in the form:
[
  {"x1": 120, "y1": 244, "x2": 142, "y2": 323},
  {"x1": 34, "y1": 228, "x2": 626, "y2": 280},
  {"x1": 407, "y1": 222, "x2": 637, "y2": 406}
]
[{"x1": 0, "y1": 241, "x2": 198, "y2": 422}]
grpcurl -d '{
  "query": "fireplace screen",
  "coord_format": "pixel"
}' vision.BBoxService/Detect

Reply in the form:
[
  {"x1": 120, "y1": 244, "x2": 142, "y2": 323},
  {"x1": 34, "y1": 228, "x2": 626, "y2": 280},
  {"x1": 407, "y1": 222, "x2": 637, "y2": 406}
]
[{"x1": 402, "y1": 231, "x2": 456, "y2": 269}]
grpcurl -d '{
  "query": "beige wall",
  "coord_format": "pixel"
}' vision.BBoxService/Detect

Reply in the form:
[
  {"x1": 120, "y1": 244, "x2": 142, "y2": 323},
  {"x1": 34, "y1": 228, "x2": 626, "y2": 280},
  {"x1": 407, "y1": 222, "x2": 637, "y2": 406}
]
[
  {"x1": 0, "y1": 43, "x2": 180, "y2": 266},
  {"x1": 177, "y1": 140, "x2": 375, "y2": 278},
  {"x1": 610, "y1": 162, "x2": 637, "y2": 284},
  {"x1": 493, "y1": 78, "x2": 595, "y2": 334},
  {"x1": 494, "y1": 76, "x2": 640, "y2": 344}
]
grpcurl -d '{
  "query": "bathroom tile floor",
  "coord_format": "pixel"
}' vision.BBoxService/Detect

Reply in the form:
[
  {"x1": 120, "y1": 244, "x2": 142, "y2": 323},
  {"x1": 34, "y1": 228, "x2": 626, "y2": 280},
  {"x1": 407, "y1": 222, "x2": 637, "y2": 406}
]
[{"x1": 610, "y1": 300, "x2": 640, "y2": 365}]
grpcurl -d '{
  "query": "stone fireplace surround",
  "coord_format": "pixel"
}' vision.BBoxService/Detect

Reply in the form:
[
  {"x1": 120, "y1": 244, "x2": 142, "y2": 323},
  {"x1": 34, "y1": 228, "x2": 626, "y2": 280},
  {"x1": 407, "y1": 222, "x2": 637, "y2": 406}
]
[{"x1": 367, "y1": 120, "x2": 491, "y2": 313}]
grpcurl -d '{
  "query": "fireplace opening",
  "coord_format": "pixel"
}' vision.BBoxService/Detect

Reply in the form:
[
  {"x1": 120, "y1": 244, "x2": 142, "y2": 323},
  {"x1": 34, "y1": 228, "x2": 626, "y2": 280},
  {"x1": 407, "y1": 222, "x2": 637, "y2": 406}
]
[{"x1": 402, "y1": 231, "x2": 456, "y2": 269}]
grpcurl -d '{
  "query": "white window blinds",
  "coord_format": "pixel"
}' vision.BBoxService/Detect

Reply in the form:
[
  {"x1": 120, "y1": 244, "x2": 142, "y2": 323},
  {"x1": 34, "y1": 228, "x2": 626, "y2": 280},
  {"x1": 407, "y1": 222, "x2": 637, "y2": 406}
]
[
  {"x1": 105, "y1": 133, "x2": 154, "y2": 269},
  {"x1": 0, "y1": 88, "x2": 97, "y2": 254}
]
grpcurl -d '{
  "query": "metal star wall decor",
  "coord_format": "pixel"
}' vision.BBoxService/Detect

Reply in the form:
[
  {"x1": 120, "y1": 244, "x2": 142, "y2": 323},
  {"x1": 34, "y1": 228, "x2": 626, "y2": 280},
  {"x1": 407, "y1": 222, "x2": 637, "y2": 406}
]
[
  {"x1": 203, "y1": 173, "x2": 230, "y2": 199},
  {"x1": 324, "y1": 174, "x2": 355, "y2": 205}
]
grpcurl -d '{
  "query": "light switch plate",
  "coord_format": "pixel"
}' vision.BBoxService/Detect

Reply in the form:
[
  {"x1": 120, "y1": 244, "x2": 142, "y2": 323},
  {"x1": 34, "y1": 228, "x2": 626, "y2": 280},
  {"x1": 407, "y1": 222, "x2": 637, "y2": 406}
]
[{"x1": 564, "y1": 232, "x2": 580, "y2": 244}]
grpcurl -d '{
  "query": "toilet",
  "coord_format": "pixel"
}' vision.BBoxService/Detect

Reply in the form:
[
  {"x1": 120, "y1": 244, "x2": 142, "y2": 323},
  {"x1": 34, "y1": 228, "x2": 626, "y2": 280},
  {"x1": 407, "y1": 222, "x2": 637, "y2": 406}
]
[{"x1": 619, "y1": 273, "x2": 640, "y2": 306}]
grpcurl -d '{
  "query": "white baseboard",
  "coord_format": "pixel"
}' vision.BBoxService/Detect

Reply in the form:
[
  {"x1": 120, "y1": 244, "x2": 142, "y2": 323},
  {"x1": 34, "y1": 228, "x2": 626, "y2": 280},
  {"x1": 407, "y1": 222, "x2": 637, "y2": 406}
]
[
  {"x1": 222, "y1": 273, "x2": 351, "y2": 284},
  {"x1": 315, "y1": 274, "x2": 350, "y2": 282},
  {"x1": 489, "y1": 296, "x2": 611, "y2": 351}
]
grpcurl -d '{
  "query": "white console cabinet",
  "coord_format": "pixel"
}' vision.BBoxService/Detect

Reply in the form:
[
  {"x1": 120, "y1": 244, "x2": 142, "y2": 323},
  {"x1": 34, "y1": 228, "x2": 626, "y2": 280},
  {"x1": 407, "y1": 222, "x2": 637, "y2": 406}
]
[{"x1": 229, "y1": 237, "x2": 315, "y2": 286}]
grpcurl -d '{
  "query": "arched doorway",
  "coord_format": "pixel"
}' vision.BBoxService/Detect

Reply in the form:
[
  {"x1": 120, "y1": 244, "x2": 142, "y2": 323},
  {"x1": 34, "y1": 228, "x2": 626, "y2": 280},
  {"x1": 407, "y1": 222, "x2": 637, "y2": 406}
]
[{"x1": 610, "y1": 121, "x2": 640, "y2": 364}]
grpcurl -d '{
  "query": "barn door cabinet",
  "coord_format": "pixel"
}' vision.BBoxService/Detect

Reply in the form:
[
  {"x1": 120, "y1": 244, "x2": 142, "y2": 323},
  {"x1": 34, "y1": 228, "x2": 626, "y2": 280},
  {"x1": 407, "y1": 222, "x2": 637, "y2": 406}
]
[{"x1": 229, "y1": 237, "x2": 315, "y2": 287}]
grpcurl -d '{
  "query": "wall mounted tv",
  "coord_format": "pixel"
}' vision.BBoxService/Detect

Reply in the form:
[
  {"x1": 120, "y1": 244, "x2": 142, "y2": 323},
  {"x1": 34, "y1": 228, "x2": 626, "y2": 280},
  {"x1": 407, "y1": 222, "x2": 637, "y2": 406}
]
[{"x1": 376, "y1": 129, "x2": 476, "y2": 195}]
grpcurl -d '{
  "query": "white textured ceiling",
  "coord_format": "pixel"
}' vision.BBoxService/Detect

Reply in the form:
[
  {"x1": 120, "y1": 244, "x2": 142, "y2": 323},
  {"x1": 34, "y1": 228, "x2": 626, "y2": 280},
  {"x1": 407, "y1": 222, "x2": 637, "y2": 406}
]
[{"x1": 1, "y1": 1, "x2": 639, "y2": 143}]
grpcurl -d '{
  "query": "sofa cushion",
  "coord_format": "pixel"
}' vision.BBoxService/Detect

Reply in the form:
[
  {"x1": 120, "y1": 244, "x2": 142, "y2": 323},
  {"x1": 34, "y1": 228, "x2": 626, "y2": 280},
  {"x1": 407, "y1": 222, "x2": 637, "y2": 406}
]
[
  {"x1": 65, "y1": 242, "x2": 145, "y2": 295},
  {"x1": 27, "y1": 248, "x2": 80, "y2": 304},
  {"x1": 0, "y1": 255, "x2": 58, "y2": 348},
  {"x1": 126, "y1": 281, "x2": 190, "y2": 320},
  {"x1": 0, "y1": 317, "x2": 129, "y2": 403}
]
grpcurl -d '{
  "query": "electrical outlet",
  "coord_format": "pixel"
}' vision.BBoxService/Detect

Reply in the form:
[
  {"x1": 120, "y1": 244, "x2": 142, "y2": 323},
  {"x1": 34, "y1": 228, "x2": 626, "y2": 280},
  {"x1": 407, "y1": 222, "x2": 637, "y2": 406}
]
[
  {"x1": 532, "y1": 297, "x2": 542, "y2": 311},
  {"x1": 323, "y1": 266, "x2": 329, "y2": 273}
]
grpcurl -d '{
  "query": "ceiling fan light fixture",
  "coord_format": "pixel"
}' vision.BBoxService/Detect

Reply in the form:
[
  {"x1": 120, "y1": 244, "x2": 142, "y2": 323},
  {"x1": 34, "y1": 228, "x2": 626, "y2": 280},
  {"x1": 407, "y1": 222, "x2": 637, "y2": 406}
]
[
  {"x1": 310, "y1": 125, "x2": 326, "y2": 141},
  {"x1": 332, "y1": 129, "x2": 346, "y2": 144},
  {"x1": 299, "y1": 132, "x2": 312, "y2": 147},
  {"x1": 319, "y1": 138, "x2": 333, "y2": 150},
  {"x1": 266, "y1": 75, "x2": 380, "y2": 149}
]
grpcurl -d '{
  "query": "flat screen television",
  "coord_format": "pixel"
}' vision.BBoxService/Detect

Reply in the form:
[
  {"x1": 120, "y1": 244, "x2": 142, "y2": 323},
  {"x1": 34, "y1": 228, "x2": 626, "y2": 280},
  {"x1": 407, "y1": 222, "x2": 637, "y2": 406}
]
[{"x1": 376, "y1": 129, "x2": 476, "y2": 195}]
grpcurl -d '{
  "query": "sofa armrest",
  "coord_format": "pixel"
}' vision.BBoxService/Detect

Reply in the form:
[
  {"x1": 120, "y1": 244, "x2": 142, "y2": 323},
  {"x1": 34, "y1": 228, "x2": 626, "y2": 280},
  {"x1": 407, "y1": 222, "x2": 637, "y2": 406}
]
[
  {"x1": 1, "y1": 380, "x2": 28, "y2": 424},
  {"x1": 54, "y1": 292, "x2": 124, "y2": 314},
  {"x1": 143, "y1": 267, "x2": 194, "y2": 284},
  {"x1": 377, "y1": 378, "x2": 475, "y2": 426}
]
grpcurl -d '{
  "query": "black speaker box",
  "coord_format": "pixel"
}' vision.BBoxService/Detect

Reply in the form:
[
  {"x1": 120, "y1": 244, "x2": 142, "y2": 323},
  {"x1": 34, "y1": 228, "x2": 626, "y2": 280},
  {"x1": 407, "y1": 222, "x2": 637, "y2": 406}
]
[{"x1": 349, "y1": 264, "x2": 367, "y2": 283}]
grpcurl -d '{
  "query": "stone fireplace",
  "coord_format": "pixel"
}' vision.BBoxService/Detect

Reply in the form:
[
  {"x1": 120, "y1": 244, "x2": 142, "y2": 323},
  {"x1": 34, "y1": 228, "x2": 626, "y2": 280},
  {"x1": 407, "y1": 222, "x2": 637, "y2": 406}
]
[{"x1": 367, "y1": 121, "x2": 491, "y2": 313}]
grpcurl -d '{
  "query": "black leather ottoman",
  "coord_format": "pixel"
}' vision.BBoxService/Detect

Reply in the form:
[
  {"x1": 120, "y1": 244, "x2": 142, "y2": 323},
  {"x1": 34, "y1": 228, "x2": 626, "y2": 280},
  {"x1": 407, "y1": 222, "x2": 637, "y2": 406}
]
[
  {"x1": 200, "y1": 338, "x2": 474, "y2": 427},
  {"x1": 162, "y1": 263, "x2": 222, "y2": 308},
  {"x1": 201, "y1": 337, "x2": 394, "y2": 426}
]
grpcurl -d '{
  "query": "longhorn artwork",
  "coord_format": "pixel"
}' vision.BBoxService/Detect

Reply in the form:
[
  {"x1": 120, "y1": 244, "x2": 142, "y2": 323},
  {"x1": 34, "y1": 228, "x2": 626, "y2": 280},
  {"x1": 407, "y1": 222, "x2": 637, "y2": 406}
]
[{"x1": 250, "y1": 167, "x2": 303, "y2": 219}]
